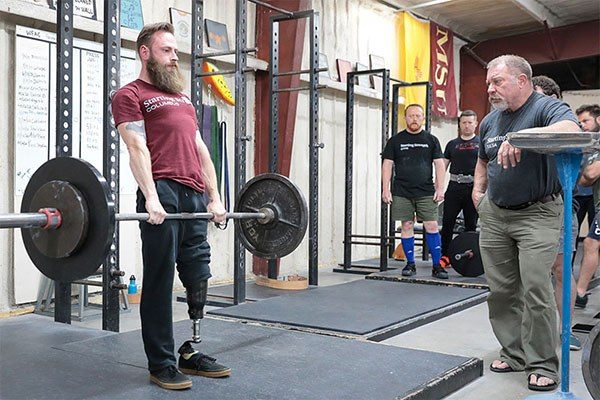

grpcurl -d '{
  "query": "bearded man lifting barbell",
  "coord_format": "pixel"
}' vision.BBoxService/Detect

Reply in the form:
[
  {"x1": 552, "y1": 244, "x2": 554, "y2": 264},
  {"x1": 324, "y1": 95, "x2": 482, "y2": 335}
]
[{"x1": 112, "y1": 22, "x2": 230, "y2": 390}]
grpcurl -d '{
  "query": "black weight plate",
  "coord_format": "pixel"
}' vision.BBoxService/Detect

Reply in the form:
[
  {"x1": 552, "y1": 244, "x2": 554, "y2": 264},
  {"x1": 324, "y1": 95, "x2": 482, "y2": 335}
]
[
  {"x1": 582, "y1": 323, "x2": 600, "y2": 400},
  {"x1": 21, "y1": 158, "x2": 115, "y2": 282},
  {"x1": 29, "y1": 181, "x2": 88, "y2": 258},
  {"x1": 235, "y1": 173, "x2": 308, "y2": 259},
  {"x1": 448, "y1": 231, "x2": 483, "y2": 277}
]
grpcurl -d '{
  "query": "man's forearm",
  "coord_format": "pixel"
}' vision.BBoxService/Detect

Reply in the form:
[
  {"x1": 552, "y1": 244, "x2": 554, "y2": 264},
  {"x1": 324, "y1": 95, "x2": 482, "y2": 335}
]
[
  {"x1": 382, "y1": 161, "x2": 392, "y2": 191},
  {"x1": 473, "y1": 158, "x2": 488, "y2": 195},
  {"x1": 128, "y1": 146, "x2": 158, "y2": 200},
  {"x1": 579, "y1": 161, "x2": 600, "y2": 186},
  {"x1": 197, "y1": 146, "x2": 221, "y2": 202},
  {"x1": 434, "y1": 160, "x2": 445, "y2": 191},
  {"x1": 529, "y1": 120, "x2": 581, "y2": 133},
  {"x1": 201, "y1": 160, "x2": 220, "y2": 201}
]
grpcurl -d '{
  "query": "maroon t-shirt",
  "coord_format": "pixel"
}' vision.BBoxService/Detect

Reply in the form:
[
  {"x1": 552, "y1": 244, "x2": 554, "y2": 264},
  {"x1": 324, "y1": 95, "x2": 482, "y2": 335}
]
[{"x1": 112, "y1": 79, "x2": 205, "y2": 193}]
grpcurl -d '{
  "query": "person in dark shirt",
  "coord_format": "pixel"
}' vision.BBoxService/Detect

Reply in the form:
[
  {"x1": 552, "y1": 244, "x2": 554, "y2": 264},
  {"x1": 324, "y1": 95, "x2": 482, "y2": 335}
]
[
  {"x1": 473, "y1": 55, "x2": 580, "y2": 391},
  {"x1": 112, "y1": 23, "x2": 230, "y2": 391},
  {"x1": 439, "y1": 110, "x2": 480, "y2": 268},
  {"x1": 574, "y1": 104, "x2": 600, "y2": 309},
  {"x1": 382, "y1": 104, "x2": 447, "y2": 279}
]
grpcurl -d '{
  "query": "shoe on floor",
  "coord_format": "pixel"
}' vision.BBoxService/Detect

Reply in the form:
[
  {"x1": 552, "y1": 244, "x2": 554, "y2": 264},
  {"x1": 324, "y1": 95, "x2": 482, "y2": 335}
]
[
  {"x1": 575, "y1": 293, "x2": 588, "y2": 309},
  {"x1": 401, "y1": 262, "x2": 416, "y2": 276},
  {"x1": 178, "y1": 341, "x2": 231, "y2": 378},
  {"x1": 569, "y1": 333, "x2": 582, "y2": 351},
  {"x1": 432, "y1": 264, "x2": 448, "y2": 279},
  {"x1": 150, "y1": 365, "x2": 192, "y2": 390},
  {"x1": 439, "y1": 255, "x2": 451, "y2": 269}
]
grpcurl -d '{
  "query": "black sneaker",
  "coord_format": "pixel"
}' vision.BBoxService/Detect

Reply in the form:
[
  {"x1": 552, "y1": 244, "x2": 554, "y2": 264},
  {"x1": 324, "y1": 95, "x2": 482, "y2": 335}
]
[
  {"x1": 401, "y1": 262, "x2": 416, "y2": 276},
  {"x1": 432, "y1": 264, "x2": 449, "y2": 279},
  {"x1": 149, "y1": 365, "x2": 192, "y2": 390},
  {"x1": 178, "y1": 341, "x2": 231, "y2": 378},
  {"x1": 575, "y1": 293, "x2": 588, "y2": 309}
]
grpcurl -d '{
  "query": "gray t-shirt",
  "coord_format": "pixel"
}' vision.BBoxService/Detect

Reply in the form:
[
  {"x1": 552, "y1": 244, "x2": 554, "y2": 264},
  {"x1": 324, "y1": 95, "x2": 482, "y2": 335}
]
[{"x1": 478, "y1": 91, "x2": 578, "y2": 207}]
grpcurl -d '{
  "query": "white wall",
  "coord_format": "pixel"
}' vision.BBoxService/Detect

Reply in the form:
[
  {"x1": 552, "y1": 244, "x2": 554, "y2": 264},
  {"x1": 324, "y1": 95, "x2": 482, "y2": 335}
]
[
  {"x1": 563, "y1": 89, "x2": 600, "y2": 113},
  {"x1": 0, "y1": 0, "x2": 469, "y2": 310}
]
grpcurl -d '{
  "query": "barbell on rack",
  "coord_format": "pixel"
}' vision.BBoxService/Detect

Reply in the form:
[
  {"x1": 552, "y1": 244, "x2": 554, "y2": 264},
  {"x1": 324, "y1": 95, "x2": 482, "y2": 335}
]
[{"x1": 0, "y1": 157, "x2": 308, "y2": 282}]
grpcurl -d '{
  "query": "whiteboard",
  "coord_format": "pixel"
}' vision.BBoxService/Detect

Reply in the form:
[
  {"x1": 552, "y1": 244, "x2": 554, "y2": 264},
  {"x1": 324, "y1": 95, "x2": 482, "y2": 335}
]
[
  {"x1": 15, "y1": 25, "x2": 138, "y2": 195},
  {"x1": 13, "y1": 26, "x2": 139, "y2": 304}
]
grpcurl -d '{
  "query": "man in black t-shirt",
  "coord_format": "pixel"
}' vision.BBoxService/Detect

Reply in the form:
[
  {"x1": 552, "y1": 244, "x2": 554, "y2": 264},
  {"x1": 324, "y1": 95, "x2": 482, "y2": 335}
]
[
  {"x1": 472, "y1": 55, "x2": 580, "y2": 392},
  {"x1": 382, "y1": 104, "x2": 447, "y2": 279},
  {"x1": 440, "y1": 110, "x2": 480, "y2": 267}
]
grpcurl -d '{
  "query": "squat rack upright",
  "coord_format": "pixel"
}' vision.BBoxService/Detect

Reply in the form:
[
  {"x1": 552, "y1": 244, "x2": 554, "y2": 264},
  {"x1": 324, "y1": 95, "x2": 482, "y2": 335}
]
[
  {"x1": 338, "y1": 76, "x2": 433, "y2": 275},
  {"x1": 49, "y1": 0, "x2": 124, "y2": 330},
  {"x1": 192, "y1": 1, "x2": 323, "y2": 299}
]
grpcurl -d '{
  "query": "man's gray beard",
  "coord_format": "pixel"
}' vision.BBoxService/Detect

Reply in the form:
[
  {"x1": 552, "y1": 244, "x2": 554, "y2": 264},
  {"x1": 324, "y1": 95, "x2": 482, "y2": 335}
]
[
  {"x1": 490, "y1": 100, "x2": 509, "y2": 111},
  {"x1": 147, "y1": 58, "x2": 185, "y2": 94}
]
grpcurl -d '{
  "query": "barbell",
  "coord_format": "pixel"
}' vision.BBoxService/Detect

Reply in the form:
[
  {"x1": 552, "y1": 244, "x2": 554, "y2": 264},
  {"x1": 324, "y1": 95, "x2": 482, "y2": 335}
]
[
  {"x1": 447, "y1": 231, "x2": 484, "y2": 277},
  {"x1": 0, "y1": 157, "x2": 308, "y2": 282}
]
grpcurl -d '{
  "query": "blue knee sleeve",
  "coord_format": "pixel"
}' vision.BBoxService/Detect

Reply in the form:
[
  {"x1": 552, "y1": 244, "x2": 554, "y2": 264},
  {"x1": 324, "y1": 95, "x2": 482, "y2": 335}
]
[
  {"x1": 426, "y1": 232, "x2": 441, "y2": 265},
  {"x1": 401, "y1": 237, "x2": 415, "y2": 263}
]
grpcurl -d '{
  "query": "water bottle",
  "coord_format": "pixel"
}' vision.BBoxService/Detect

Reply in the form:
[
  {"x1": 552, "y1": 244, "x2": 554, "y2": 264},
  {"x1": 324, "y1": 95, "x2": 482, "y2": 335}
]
[{"x1": 128, "y1": 275, "x2": 137, "y2": 295}]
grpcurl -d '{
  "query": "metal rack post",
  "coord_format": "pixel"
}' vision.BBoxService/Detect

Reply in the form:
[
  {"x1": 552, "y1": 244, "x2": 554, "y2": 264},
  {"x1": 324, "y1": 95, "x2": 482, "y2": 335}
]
[
  {"x1": 269, "y1": 10, "x2": 321, "y2": 285},
  {"x1": 102, "y1": 0, "x2": 122, "y2": 332},
  {"x1": 54, "y1": 0, "x2": 74, "y2": 324},
  {"x1": 341, "y1": 69, "x2": 391, "y2": 274},
  {"x1": 233, "y1": 0, "x2": 249, "y2": 304}
]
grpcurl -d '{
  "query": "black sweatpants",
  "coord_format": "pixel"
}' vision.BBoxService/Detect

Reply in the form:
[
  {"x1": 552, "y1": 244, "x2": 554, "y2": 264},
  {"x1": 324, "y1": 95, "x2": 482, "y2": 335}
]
[
  {"x1": 441, "y1": 183, "x2": 479, "y2": 257},
  {"x1": 137, "y1": 180, "x2": 212, "y2": 372}
]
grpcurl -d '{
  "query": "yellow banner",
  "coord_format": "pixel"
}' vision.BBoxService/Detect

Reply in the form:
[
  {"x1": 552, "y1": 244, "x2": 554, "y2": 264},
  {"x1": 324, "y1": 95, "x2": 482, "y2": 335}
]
[{"x1": 395, "y1": 12, "x2": 430, "y2": 114}]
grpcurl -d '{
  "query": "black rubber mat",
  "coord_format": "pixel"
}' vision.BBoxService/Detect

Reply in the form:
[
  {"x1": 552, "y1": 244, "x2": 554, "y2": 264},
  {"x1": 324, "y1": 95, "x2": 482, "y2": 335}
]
[
  {"x1": 9, "y1": 314, "x2": 484, "y2": 400},
  {"x1": 209, "y1": 279, "x2": 488, "y2": 340},
  {"x1": 366, "y1": 259, "x2": 488, "y2": 289},
  {"x1": 338, "y1": 258, "x2": 488, "y2": 289}
]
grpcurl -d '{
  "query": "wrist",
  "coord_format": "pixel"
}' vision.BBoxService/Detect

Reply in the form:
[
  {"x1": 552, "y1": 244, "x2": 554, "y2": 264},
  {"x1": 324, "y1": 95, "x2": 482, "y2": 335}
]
[
  {"x1": 144, "y1": 193, "x2": 159, "y2": 201},
  {"x1": 207, "y1": 192, "x2": 221, "y2": 203}
]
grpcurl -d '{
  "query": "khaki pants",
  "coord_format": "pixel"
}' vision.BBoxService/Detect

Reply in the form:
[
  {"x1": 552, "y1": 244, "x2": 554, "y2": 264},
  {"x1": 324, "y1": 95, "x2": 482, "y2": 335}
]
[{"x1": 477, "y1": 193, "x2": 562, "y2": 381}]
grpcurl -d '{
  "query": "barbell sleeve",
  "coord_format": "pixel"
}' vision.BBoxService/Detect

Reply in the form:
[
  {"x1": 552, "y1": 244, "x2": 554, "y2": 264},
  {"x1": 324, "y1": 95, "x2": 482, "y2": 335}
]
[
  {"x1": 454, "y1": 250, "x2": 474, "y2": 261},
  {"x1": 0, "y1": 213, "x2": 48, "y2": 229}
]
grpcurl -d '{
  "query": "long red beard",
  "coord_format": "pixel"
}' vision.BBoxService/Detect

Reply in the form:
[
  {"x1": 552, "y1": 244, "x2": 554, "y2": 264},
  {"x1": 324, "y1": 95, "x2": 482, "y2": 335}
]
[{"x1": 147, "y1": 58, "x2": 185, "y2": 94}]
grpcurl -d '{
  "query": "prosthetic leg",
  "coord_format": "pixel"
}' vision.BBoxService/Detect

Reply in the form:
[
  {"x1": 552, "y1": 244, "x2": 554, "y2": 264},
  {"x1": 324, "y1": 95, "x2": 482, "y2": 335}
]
[
  {"x1": 187, "y1": 279, "x2": 208, "y2": 343},
  {"x1": 177, "y1": 280, "x2": 231, "y2": 378}
]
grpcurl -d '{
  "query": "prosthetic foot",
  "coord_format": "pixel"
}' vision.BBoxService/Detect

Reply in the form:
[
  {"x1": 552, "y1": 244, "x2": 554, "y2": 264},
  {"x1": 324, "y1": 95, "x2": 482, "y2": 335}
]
[{"x1": 178, "y1": 280, "x2": 231, "y2": 378}]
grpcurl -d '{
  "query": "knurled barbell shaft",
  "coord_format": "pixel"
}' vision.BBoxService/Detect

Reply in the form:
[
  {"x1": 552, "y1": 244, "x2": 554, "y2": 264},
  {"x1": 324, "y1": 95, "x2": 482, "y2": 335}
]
[
  {"x1": 115, "y1": 212, "x2": 266, "y2": 222},
  {"x1": 0, "y1": 211, "x2": 268, "y2": 230}
]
